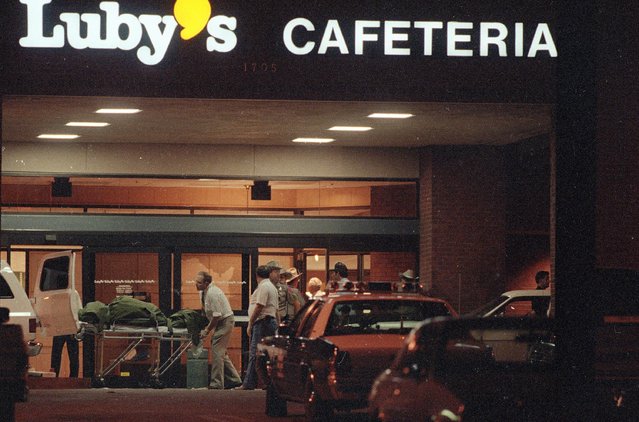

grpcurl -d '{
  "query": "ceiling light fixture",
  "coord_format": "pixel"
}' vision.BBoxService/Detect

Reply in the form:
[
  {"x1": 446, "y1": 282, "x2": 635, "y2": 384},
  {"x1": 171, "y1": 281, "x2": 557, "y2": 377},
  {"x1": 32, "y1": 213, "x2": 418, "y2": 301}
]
[
  {"x1": 328, "y1": 126, "x2": 372, "y2": 132},
  {"x1": 66, "y1": 122, "x2": 110, "y2": 127},
  {"x1": 292, "y1": 137, "x2": 335, "y2": 144},
  {"x1": 368, "y1": 113, "x2": 414, "y2": 119},
  {"x1": 37, "y1": 134, "x2": 80, "y2": 139},
  {"x1": 95, "y1": 108, "x2": 141, "y2": 114}
]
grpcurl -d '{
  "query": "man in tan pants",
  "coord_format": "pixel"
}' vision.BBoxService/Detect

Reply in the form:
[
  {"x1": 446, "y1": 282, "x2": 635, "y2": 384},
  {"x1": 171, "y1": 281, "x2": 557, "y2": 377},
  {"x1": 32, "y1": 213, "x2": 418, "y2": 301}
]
[{"x1": 197, "y1": 271, "x2": 242, "y2": 389}]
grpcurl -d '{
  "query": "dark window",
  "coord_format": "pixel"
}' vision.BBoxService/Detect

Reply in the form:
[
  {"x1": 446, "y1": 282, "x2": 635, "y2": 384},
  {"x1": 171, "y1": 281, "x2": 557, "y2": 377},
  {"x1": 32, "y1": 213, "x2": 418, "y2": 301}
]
[
  {"x1": 300, "y1": 301, "x2": 324, "y2": 338},
  {"x1": 39, "y1": 256, "x2": 70, "y2": 291},
  {"x1": 0, "y1": 275, "x2": 15, "y2": 298},
  {"x1": 325, "y1": 300, "x2": 452, "y2": 336},
  {"x1": 287, "y1": 300, "x2": 316, "y2": 336}
]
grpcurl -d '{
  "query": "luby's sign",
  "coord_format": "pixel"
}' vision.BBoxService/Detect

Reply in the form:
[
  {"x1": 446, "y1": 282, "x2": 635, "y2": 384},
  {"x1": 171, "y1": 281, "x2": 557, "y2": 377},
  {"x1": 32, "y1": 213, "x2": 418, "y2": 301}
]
[
  {"x1": 19, "y1": 0, "x2": 557, "y2": 66},
  {"x1": 19, "y1": 0, "x2": 237, "y2": 65}
]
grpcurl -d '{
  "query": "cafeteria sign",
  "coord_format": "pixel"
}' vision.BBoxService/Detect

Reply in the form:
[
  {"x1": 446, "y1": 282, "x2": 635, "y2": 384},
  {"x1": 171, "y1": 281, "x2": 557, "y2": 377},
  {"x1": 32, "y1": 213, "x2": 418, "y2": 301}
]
[{"x1": 19, "y1": 0, "x2": 557, "y2": 66}]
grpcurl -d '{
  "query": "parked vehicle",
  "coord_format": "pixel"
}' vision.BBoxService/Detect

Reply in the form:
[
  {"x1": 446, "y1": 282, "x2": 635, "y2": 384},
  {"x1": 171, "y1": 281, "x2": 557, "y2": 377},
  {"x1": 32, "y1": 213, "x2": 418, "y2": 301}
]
[
  {"x1": 0, "y1": 306, "x2": 29, "y2": 421},
  {"x1": 467, "y1": 289, "x2": 550, "y2": 318},
  {"x1": 368, "y1": 317, "x2": 559, "y2": 422},
  {"x1": 0, "y1": 252, "x2": 82, "y2": 357},
  {"x1": 1, "y1": 260, "x2": 41, "y2": 357},
  {"x1": 256, "y1": 288, "x2": 457, "y2": 420}
]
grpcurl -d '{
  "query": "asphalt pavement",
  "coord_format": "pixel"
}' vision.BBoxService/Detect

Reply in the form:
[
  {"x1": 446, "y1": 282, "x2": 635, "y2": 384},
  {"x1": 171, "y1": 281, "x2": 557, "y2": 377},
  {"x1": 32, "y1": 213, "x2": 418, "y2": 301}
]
[{"x1": 15, "y1": 389, "x2": 369, "y2": 422}]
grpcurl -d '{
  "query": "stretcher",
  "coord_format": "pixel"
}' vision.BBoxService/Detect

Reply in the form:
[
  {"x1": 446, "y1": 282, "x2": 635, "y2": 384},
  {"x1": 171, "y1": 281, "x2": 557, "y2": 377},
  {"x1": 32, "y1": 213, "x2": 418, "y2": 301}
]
[{"x1": 80, "y1": 322, "x2": 195, "y2": 388}]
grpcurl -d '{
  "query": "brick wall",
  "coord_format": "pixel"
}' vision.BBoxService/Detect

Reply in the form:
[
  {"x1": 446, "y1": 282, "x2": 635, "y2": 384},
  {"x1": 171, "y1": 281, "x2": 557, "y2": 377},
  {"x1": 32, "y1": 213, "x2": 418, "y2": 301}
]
[
  {"x1": 420, "y1": 146, "x2": 506, "y2": 314},
  {"x1": 369, "y1": 252, "x2": 417, "y2": 280},
  {"x1": 370, "y1": 185, "x2": 417, "y2": 217},
  {"x1": 595, "y1": 5, "x2": 639, "y2": 270},
  {"x1": 369, "y1": 185, "x2": 418, "y2": 279}
]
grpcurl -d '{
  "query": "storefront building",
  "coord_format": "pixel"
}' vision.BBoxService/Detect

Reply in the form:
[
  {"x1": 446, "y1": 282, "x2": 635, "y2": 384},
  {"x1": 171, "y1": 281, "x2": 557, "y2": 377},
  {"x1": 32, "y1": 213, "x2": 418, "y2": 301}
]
[{"x1": 1, "y1": 1, "x2": 636, "y2": 413}]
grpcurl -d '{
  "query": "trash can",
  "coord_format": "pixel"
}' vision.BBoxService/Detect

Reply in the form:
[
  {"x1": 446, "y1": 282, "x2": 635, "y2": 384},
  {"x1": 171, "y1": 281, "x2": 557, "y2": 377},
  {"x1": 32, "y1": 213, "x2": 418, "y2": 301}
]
[{"x1": 186, "y1": 347, "x2": 209, "y2": 388}]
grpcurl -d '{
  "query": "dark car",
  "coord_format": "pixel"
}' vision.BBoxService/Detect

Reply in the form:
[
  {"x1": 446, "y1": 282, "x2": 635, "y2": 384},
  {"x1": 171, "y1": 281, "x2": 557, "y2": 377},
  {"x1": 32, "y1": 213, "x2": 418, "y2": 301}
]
[
  {"x1": 0, "y1": 307, "x2": 29, "y2": 422},
  {"x1": 256, "y1": 290, "x2": 457, "y2": 420},
  {"x1": 369, "y1": 317, "x2": 559, "y2": 422}
]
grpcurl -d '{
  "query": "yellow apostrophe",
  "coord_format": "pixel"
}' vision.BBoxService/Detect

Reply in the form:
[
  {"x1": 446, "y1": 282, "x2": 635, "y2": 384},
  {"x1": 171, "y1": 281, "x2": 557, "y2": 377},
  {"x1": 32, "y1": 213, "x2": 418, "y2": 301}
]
[{"x1": 174, "y1": 0, "x2": 212, "y2": 40}]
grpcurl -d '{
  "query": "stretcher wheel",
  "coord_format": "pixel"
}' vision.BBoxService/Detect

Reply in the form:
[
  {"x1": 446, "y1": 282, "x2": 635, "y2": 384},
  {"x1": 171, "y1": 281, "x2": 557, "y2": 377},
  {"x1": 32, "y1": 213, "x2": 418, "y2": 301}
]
[
  {"x1": 149, "y1": 378, "x2": 165, "y2": 389},
  {"x1": 91, "y1": 377, "x2": 106, "y2": 388}
]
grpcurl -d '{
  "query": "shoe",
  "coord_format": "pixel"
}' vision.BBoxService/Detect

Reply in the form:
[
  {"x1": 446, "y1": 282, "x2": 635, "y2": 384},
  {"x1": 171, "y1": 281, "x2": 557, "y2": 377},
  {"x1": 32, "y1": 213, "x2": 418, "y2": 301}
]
[
  {"x1": 232, "y1": 385, "x2": 254, "y2": 390},
  {"x1": 224, "y1": 383, "x2": 242, "y2": 390},
  {"x1": 207, "y1": 385, "x2": 223, "y2": 390}
]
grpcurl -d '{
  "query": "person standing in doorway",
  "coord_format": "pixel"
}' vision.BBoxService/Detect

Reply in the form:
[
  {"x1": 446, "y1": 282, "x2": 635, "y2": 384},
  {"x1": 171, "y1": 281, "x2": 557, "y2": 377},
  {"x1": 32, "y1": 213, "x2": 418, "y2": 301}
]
[
  {"x1": 235, "y1": 264, "x2": 279, "y2": 390},
  {"x1": 50, "y1": 334, "x2": 79, "y2": 378},
  {"x1": 196, "y1": 271, "x2": 242, "y2": 389},
  {"x1": 306, "y1": 277, "x2": 325, "y2": 299},
  {"x1": 532, "y1": 270, "x2": 550, "y2": 317},
  {"x1": 329, "y1": 262, "x2": 350, "y2": 292}
]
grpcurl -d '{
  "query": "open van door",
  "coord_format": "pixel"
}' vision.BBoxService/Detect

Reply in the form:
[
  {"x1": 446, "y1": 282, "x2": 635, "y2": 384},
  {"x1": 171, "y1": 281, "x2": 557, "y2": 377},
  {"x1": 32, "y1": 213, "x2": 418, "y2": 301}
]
[{"x1": 33, "y1": 251, "x2": 81, "y2": 337}]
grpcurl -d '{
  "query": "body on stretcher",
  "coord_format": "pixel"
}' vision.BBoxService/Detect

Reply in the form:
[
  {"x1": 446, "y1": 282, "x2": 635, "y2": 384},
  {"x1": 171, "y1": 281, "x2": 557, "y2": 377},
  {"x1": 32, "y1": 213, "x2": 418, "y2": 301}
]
[{"x1": 79, "y1": 321, "x2": 197, "y2": 388}]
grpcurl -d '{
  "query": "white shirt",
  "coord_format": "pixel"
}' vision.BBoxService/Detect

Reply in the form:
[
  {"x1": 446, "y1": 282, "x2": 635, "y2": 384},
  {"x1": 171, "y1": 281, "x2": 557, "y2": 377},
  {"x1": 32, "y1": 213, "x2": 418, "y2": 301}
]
[
  {"x1": 203, "y1": 283, "x2": 234, "y2": 320},
  {"x1": 336, "y1": 277, "x2": 351, "y2": 291},
  {"x1": 248, "y1": 278, "x2": 278, "y2": 321},
  {"x1": 306, "y1": 290, "x2": 326, "y2": 299}
]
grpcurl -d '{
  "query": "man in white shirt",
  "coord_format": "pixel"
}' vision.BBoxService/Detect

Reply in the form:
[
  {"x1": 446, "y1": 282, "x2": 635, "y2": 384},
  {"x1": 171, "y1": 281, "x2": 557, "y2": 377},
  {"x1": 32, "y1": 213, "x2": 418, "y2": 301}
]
[
  {"x1": 196, "y1": 271, "x2": 242, "y2": 389},
  {"x1": 235, "y1": 264, "x2": 279, "y2": 390}
]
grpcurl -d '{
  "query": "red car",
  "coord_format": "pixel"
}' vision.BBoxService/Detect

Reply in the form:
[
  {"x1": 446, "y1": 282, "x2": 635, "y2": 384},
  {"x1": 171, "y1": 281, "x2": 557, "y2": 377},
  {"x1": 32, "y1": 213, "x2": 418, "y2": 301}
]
[{"x1": 256, "y1": 288, "x2": 457, "y2": 420}]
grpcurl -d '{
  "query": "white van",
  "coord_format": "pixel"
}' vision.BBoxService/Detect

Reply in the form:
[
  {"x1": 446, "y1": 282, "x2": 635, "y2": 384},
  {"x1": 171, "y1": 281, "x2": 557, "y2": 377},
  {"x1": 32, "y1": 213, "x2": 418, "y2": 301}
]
[{"x1": 0, "y1": 251, "x2": 82, "y2": 357}]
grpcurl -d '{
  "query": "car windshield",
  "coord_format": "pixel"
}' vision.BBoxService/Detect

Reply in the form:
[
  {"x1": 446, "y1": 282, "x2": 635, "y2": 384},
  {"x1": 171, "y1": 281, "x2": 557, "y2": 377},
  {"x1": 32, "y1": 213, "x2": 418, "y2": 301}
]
[
  {"x1": 467, "y1": 295, "x2": 509, "y2": 317},
  {"x1": 324, "y1": 299, "x2": 452, "y2": 336}
]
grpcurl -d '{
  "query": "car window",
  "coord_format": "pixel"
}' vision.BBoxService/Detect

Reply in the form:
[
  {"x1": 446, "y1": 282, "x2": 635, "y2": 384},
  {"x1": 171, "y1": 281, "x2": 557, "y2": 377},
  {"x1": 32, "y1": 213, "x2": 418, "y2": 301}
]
[
  {"x1": 39, "y1": 256, "x2": 70, "y2": 291},
  {"x1": 0, "y1": 275, "x2": 15, "y2": 298},
  {"x1": 299, "y1": 301, "x2": 324, "y2": 338},
  {"x1": 287, "y1": 300, "x2": 316, "y2": 336},
  {"x1": 467, "y1": 295, "x2": 509, "y2": 316},
  {"x1": 495, "y1": 298, "x2": 549, "y2": 318},
  {"x1": 324, "y1": 300, "x2": 452, "y2": 336},
  {"x1": 393, "y1": 330, "x2": 432, "y2": 378}
]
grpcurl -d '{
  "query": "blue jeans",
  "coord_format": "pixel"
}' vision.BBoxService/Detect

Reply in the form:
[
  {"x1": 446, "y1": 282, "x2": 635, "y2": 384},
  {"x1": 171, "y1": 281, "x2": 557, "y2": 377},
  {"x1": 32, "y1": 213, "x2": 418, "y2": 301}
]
[{"x1": 242, "y1": 316, "x2": 277, "y2": 389}]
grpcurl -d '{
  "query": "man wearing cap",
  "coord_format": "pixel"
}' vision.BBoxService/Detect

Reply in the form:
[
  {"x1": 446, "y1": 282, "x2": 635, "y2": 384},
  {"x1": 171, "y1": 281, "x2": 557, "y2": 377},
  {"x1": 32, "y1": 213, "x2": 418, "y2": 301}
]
[
  {"x1": 398, "y1": 269, "x2": 419, "y2": 293},
  {"x1": 196, "y1": 271, "x2": 242, "y2": 389},
  {"x1": 281, "y1": 268, "x2": 306, "y2": 320},
  {"x1": 235, "y1": 264, "x2": 279, "y2": 390}
]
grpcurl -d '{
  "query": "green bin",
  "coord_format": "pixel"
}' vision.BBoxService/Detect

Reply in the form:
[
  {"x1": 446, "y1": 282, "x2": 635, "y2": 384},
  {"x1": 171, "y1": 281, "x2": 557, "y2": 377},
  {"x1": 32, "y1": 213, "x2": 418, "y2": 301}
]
[{"x1": 186, "y1": 348, "x2": 209, "y2": 388}]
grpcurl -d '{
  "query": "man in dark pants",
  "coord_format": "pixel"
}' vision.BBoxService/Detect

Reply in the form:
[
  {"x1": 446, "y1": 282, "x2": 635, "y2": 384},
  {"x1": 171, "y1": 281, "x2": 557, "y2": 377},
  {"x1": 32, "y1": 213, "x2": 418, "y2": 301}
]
[
  {"x1": 51, "y1": 334, "x2": 79, "y2": 377},
  {"x1": 532, "y1": 270, "x2": 550, "y2": 318},
  {"x1": 234, "y1": 264, "x2": 279, "y2": 390}
]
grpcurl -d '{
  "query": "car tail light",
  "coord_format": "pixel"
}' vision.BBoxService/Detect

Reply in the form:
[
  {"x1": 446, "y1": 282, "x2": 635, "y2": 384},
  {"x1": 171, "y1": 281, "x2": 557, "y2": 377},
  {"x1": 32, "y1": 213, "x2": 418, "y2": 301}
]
[{"x1": 29, "y1": 318, "x2": 37, "y2": 333}]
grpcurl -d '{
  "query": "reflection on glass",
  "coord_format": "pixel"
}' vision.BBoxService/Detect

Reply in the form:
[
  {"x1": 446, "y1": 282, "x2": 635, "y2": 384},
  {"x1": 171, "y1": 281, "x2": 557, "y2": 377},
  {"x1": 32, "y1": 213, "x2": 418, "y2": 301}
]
[{"x1": 181, "y1": 253, "x2": 243, "y2": 310}]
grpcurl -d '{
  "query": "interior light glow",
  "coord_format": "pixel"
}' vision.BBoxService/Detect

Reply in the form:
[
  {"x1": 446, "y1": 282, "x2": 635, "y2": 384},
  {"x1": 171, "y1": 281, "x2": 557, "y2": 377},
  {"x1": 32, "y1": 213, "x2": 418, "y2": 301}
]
[
  {"x1": 314, "y1": 254, "x2": 319, "y2": 262},
  {"x1": 368, "y1": 113, "x2": 414, "y2": 119},
  {"x1": 292, "y1": 138, "x2": 335, "y2": 144},
  {"x1": 37, "y1": 134, "x2": 80, "y2": 139},
  {"x1": 328, "y1": 126, "x2": 372, "y2": 132},
  {"x1": 95, "y1": 108, "x2": 141, "y2": 114},
  {"x1": 66, "y1": 122, "x2": 110, "y2": 127}
]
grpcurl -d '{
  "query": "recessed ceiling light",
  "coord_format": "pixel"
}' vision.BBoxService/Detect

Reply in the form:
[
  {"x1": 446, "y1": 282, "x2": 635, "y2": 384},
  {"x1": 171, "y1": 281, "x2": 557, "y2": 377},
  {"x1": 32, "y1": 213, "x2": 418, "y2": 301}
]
[
  {"x1": 292, "y1": 137, "x2": 335, "y2": 144},
  {"x1": 95, "y1": 108, "x2": 141, "y2": 114},
  {"x1": 66, "y1": 122, "x2": 110, "y2": 127},
  {"x1": 37, "y1": 134, "x2": 80, "y2": 139},
  {"x1": 328, "y1": 126, "x2": 373, "y2": 132},
  {"x1": 368, "y1": 113, "x2": 414, "y2": 119}
]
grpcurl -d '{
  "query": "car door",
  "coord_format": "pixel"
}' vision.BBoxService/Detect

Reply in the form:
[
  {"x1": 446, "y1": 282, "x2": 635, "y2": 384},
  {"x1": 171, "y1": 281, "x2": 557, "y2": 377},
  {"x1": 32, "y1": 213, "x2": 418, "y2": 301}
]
[
  {"x1": 277, "y1": 301, "x2": 325, "y2": 400},
  {"x1": 32, "y1": 251, "x2": 82, "y2": 336}
]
